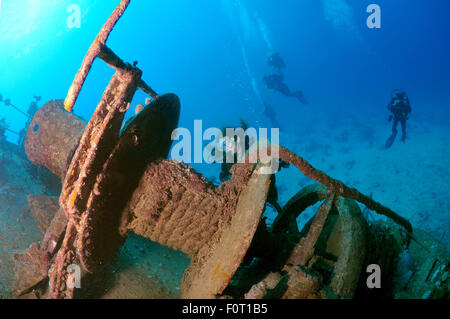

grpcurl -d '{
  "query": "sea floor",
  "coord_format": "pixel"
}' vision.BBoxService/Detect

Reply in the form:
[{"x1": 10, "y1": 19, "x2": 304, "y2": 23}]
[
  {"x1": 272, "y1": 117, "x2": 450, "y2": 251},
  {"x1": 0, "y1": 116, "x2": 448, "y2": 298},
  {"x1": 0, "y1": 145, "x2": 45, "y2": 298}
]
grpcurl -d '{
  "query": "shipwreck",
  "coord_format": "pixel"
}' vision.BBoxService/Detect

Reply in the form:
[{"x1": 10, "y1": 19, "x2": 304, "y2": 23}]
[{"x1": 12, "y1": 0, "x2": 447, "y2": 300}]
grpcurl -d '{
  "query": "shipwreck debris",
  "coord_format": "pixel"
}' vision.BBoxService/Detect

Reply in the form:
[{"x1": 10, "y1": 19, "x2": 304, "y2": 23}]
[
  {"x1": 27, "y1": 195, "x2": 60, "y2": 234},
  {"x1": 25, "y1": 100, "x2": 86, "y2": 179},
  {"x1": 14, "y1": 0, "x2": 414, "y2": 299}
]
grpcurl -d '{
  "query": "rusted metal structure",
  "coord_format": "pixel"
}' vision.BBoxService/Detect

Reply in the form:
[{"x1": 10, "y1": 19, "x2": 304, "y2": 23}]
[{"x1": 13, "y1": 0, "x2": 412, "y2": 299}]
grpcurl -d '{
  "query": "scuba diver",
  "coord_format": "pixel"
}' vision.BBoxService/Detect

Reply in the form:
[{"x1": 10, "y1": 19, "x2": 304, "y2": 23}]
[
  {"x1": 263, "y1": 74, "x2": 308, "y2": 105},
  {"x1": 385, "y1": 90, "x2": 412, "y2": 148},
  {"x1": 218, "y1": 119, "x2": 289, "y2": 214},
  {"x1": 264, "y1": 52, "x2": 308, "y2": 105},
  {"x1": 267, "y1": 52, "x2": 286, "y2": 74},
  {"x1": 219, "y1": 119, "x2": 253, "y2": 183}
]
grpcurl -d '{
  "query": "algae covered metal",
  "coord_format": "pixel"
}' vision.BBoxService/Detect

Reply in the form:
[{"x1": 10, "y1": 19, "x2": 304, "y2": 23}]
[{"x1": 13, "y1": 0, "x2": 415, "y2": 299}]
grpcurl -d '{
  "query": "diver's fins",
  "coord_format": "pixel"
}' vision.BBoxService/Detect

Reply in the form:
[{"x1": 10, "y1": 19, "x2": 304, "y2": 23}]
[
  {"x1": 295, "y1": 91, "x2": 308, "y2": 105},
  {"x1": 385, "y1": 133, "x2": 396, "y2": 148}
]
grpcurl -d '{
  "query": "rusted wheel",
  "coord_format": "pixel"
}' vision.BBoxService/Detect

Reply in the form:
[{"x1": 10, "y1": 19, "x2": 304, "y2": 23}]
[
  {"x1": 77, "y1": 94, "x2": 180, "y2": 273},
  {"x1": 243, "y1": 184, "x2": 368, "y2": 299},
  {"x1": 180, "y1": 161, "x2": 272, "y2": 298}
]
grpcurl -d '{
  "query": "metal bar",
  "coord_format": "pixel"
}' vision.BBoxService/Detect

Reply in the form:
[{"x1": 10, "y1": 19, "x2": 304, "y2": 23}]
[
  {"x1": 278, "y1": 146, "x2": 413, "y2": 232},
  {"x1": 64, "y1": 0, "x2": 131, "y2": 112},
  {"x1": 98, "y1": 45, "x2": 159, "y2": 99},
  {"x1": 97, "y1": 44, "x2": 129, "y2": 70},
  {"x1": 138, "y1": 79, "x2": 158, "y2": 99},
  {"x1": 2, "y1": 102, "x2": 30, "y2": 118},
  {"x1": 5, "y1": 128, "x2": 20, "y2": 135}
]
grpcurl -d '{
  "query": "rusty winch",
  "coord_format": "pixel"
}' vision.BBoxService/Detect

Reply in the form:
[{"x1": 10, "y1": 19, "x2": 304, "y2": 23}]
[{"x1": 13, "y1": 0, "x2": 412, "y2": 299}]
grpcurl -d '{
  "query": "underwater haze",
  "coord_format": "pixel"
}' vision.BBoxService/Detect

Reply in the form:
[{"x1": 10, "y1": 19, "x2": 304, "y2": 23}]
[
  {"x1": 1, "y1": 0, "x2": 449, "y2": 135},
  {"x1": 0, "y1": 0, "x2": 449, "y2": 299}
]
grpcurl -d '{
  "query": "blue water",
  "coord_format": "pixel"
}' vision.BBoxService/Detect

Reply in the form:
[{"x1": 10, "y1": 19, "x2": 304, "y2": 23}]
[
  {"x1": 1, "y1": 0, "x2": 449, "y2": 140},
  {"x1": 0, "y1": 0, "x2": 449, "y2": 298}
]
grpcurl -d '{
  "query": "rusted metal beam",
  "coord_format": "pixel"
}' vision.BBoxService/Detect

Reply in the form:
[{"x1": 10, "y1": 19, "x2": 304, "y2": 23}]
[
  {"x1": 278, "y1": 146, "x2": 413, "y2": 233},
  {"x1": 64, "y1": 0, "x2": 132, "y2": 112},
  {"x1": 294, "y1": 192, "x2": 335, "y2": 266},
  {"x1": 99, "y1": 45, "x2": 158, "y2": 99}
]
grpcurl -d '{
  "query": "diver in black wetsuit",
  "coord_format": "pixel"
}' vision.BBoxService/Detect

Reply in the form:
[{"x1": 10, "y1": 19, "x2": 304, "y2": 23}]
[
  {"x1": 385, "y1": 90, "x2": 412, "y2": 148},
  {"x1": 263, "y1": 52, "x2": 308, "y2": 105},
  {"x1": 263, "y1": 74, "x2": 308, "y2": 105},
  {"x1": 219, "y1": 119, "x2": 252, "y2": 183},
  {"x1": 267, "y1": 53, "x2": 286, "y2": 74},
  {"x1": 218, "y1": 119, "x2": 289, "y2": 214}
]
